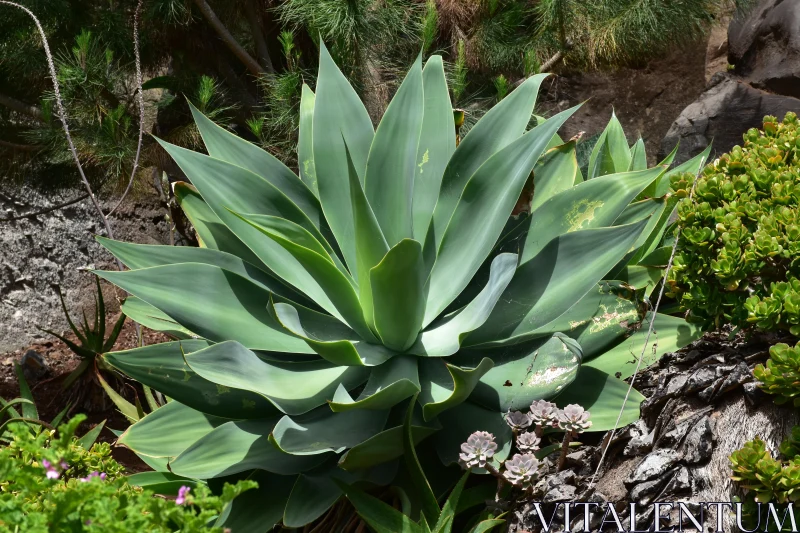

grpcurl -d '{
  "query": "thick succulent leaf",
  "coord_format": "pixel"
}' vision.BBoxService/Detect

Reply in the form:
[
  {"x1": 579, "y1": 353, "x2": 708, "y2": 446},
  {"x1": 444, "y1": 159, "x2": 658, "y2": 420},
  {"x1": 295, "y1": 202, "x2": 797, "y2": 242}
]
[
  {"x1": 95, "y1": 264, "x2": 313, "y2": 353},
  {"x1": 234, "y1": 212, "x2": 376, "y2": 341},
  {"x1": 164, "y1": 144, "x2": 345, "y2": 315},
  {"x1": 434, "y1": 401, "x2": 512, "y2": 466},
  {"x1": 298, "y1": 84, "x2": 318, "y2": 197},
  {"x1": 271, "y1": 407, "x2": 389, "y2": 455},
  {"x1": 615, "y1": 265, "x2": 661, "y2": 296},
  {"x1": 430, "y1": 74, "x2": 549, "y2": 249},
  {"x1": 104, "y1": 340, "x2": 279, "y2": 419},
  {"x1": 642, "y1": 144, "x2": 712, "y2": 199},
  {"x1": 169, "y1": 418, "x2": 329, "y2": 479},
  {"x1": 365, "y1": 55, "x2": 424, "y2": 246},
  {"x1": 638, "y1": 245, "x2": 672, "y2": 266},
  {"x1": 189, "y1": 103, "x2": 322, "y2": 228},
  {"x1": 120, "y1": 297, "x2": 193, "y2": 339},
  {"x1": 628, "y1": 138, "x2": 647, "y2": 171},
  {"x1": 336, "y1": 480, "x2": 424, "y2": 533},
  {"x1": 460, "y1": 334, "x2": 583, "y2": 411},
  {"x1": 418, "y1": 357, "x2": 494, "y2": 421},
  {"x1": 413, "y1": 56, "x2": 455, "y2": 242},
  {"x1": 520, "y1": 166, "x2": 664, "y2": 263},
  {"x1": 409, "y1": 253, "x2": 517, "y2": 357},
  {"x1": 403, "y1": 395, "x2": 440, "y2": 526},
  {"x1": 588, "y1": 111, "x2": 631, "y2": 179},
  {"x1": 330, "y1": 356, "x2": 420, "y2": 412},
  {"x1": 127, "y1": 472, "x2": 202, "y2": 496},
  {"x1": 467, "y1": 220, "x2": 649, "y2": 347},
  {"x1": 528, "y1": 282, "x2": 643, "y2": 361},
  {"x1": 314, "y1": 41, "x2": 375, "y2": 276},
  {"x1": 338, "y1": 424, "x2": 439, "y2": 471},
  {"x1": 585, "y1": 313, "x2": 703, "y2": 380},
  {"x1": 97, "y1": 236, "x2": 297, "y2": 300},
  {"x1": 183, "y1": 340, "x2": 369, "y2": 415},
  {"x1": 555, "y1": 367, "x2": 644, "y2": 431},
  {"x1": 371, "y1": 239, "x2": 426, "y2": 351},
  {"x1": 530, "y1": 141, "x2": 579, "y2": 213},
  {"x1": 273, "y1": 302, "x2": 395, "y2": 366},
  {"x1": 117, "y1": 401, "x2": 228, "y2": 459},
  {"x1": 621, "y1": 199, "x2": 671, "y2": 268},
  {"x1": 426, "y1": 105, "x2": 580, "y2": 325},
  {"x1": 216, "y1": 471, "x2": 296, "y2": 533}
]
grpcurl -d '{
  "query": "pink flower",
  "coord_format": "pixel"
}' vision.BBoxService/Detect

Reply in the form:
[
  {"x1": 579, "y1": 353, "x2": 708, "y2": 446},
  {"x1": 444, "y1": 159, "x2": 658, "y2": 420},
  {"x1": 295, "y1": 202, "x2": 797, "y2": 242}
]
[
  {"x1": 46, "y1": 470, "x2": 60, "y2": 480},
  {"x1": 79, "y1": 471, "x2": 107, "y2": 482},
  {"x1": 176, "y1": 485, "x2": 191, "y2": 505}
]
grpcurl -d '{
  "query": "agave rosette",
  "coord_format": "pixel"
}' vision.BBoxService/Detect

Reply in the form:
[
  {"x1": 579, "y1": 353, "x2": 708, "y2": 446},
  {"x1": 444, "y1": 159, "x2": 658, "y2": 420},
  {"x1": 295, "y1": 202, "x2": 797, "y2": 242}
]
[{"x1": 97, "y1": 44, "x2": 706, "y2": 528}]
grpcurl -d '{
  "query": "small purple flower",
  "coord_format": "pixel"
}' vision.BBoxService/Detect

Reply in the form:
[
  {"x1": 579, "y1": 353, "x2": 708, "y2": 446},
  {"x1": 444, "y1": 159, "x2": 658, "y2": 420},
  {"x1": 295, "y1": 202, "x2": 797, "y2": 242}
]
[
  {"x1": 176, "y1": 485, "x2": 191, "y2": 505},
  {"x1": 505, "y1": 411, "x2": 532, "y2": 431},
  {"x1": 41, "y1": 459, "x2": 62, "y2": 479},
  {"x1": 46, "y1": 469, "x2": 60, "y2": 480},
  {"x1": 529, "y1": 400, "x2": 559, "y2": 428},
  {"x1": 60, "y1": 461, "x2": 69, "y2": 470},
  {"x1": 458, "y1": 431, "x2": 498, "y2": 469},
  {"x1": 517, "y1": 432, "x2": 541, "y2": 453},
  {"x1": 79, "y1": 471, "x2": 107, "y2": 483},
  {"x1": 556, "y1": 404, "x2": 592, "y2": 433},
  {"x1": 42, "y1": 459, "x2": 51, "y2": 469}
]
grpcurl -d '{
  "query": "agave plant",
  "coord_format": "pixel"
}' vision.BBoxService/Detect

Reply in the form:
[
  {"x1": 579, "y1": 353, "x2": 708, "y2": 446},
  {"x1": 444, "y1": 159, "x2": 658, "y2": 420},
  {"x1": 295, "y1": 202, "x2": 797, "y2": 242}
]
[{"x1": 95, "y1": 44, "x2": 707, "y2": 529}]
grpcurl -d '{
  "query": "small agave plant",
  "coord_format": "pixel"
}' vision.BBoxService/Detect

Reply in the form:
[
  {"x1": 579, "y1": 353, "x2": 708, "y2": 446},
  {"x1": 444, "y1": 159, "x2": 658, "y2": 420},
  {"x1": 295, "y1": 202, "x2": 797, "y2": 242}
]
[{"x1": 95, "y1": 44, "x2": 708, "y2": 529}]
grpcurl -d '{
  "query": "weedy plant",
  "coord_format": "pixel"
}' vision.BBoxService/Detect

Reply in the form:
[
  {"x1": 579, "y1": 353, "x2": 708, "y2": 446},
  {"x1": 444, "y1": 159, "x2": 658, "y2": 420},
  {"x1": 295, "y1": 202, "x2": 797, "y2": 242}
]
[
  {"x1": 94, "y1": 45, "x2": 707, "y2": 529},
  {"x1": 668, "y1": 113, "x2": 800, "y2": 335}
]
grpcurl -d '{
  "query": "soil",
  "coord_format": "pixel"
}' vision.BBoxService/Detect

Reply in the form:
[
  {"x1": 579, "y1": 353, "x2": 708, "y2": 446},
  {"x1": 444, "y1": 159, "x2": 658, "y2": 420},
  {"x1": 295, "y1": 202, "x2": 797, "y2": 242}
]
[{"x1": 0, "y1": 316, "x2": 171, "y2": 473}]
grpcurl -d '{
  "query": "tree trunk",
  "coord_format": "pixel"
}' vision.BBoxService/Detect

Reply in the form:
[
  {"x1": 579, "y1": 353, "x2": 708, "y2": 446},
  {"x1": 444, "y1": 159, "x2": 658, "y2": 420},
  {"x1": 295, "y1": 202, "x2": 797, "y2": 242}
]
[
  {"x1": 243, "y1": 0, "x2": 275, "y2": 73},
  {"x1": 0, "y1": 92, "x2": 44, "y2": 121},
  {"x1": 191, "y1": 0, "x2": 267, "y2": 77}
]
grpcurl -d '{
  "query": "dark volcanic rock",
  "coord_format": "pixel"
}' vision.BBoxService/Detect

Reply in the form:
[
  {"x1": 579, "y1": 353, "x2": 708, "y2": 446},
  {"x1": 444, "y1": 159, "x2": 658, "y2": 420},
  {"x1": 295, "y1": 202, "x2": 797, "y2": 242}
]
[{"x1": 626, "y1": 450, "x2": 682, "y2": 486}]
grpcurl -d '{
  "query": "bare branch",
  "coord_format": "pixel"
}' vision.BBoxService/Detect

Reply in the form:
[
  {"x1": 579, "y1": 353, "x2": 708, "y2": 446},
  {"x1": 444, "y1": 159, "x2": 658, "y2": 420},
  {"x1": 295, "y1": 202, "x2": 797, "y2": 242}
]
[
  {"x1": 1, "y1": 192, "x2": 90, "y2": 222},
  {"x1": 0, "y1": 91, "x2": 44, "y2": 121},
  {"x1": 0, "y1": 139, "x2": 44, "y2": 151},
  {"x1": 191, "y1": 0, "x2": 267, "y2": 77},
  {"x1": 244, "y1": 0, "x2": 275, "y2": 73}
]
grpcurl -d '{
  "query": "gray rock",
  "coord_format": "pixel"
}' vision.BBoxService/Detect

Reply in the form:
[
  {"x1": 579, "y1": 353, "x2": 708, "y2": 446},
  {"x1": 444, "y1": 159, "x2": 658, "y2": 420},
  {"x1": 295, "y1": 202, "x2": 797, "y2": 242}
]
[
  {"x1": 661, "y1": 466, "x2": 691, "y2": 496},
  {"x1": 683, "y1": 366, "x2": 717, "y2": 394},
  {"x1": 625, "y1": 430, "x2": 656, "y2": 457},
  {"x1": 659, "y1": 78, "x2": 800, "y2": 163},
  {"x1": 681, "y1": 416, "x2": 714, "y2": 464},
  {"x1": 729, "y1": 0, "x2": 800, "y2": 98},
  {"x1": 630, "y1": 472, "x2": 673, "y2": 505},
  {"x1": 743, "y1": 381, "x2": 767, "y2": 406},
  {"x1": 626, "y1": 449, "x2": 683, "y2": 486},
  {"x1": 543, "y1": 483, "x2": 576, "y2": 503},
  {"x1": 21, "y1": 349, "x2": 47, "y2": 379}
]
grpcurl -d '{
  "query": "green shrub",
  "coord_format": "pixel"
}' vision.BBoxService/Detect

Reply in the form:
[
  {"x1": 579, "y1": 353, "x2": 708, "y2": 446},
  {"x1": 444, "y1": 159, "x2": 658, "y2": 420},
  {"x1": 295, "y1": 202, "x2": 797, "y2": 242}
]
[
  {"x1": 668, "y1": 113, "x2": 800, "y2": 334},
  {"x1": 0, "y1": 415, "x2": 255, "y2": 532},
  {"x1": 754, "y1": 342, "x2": 800, "y2": 406}
]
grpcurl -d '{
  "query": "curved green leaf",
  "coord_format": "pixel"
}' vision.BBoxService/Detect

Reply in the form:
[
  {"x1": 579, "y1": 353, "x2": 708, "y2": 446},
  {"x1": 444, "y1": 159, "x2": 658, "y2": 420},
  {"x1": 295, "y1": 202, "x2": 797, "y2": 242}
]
[
  {"x1": 95, "y1": 263, "x2": 313, "y2": 353},
  {"x1": 365, "y1": 55, "x2": 424, "y2": 246},
  {"x1": 431, "y1": 74, "x2": 549, "y2": 249},
  {"x1": 169, "y1": 418, "x2": 329, "y2": 478},
  {"x1": 530, "y1": 141, "x2": 579, "y2": 213},
  {"x1": 271, "y1": 406, "x2": 389, "y2": 455},
  {"x1": 426, "y1": 105, "x2": 580, "y2": 325},
  {"x1": 330, "y1": 356, "x2": 420, "y2": 412},
  {"x1": 183, "y1": 340, "x2": 369, "y2": 415},
  {"x1": 338, "y1": 424, "x2": 439, "y2": 471},
  {"x1": 127, "y1": 472, "x2": 202, "y2": 496},
  {"x1": 419, "y1": 357, "x2": 494, "y2": 421},
  {"x1": 314, "y1": 41, "x2": 375, "y2": 277},
  {"x1": 104, "y1": 340, "x2": 279, "y2": 419},
  {"x1": 216, "y1": 471, "x2": 296, "y2": 533},
  {"x1": 434, "y1": 401, "x2": 512, "y2": 467},
  {"x1": 336, "y1": 479, "x2": 424, "y2": 533},
  {"x1": 628, "y1": 138, "x2": 647, "y2": 171},
  {"x1": 555, "y1": 367, "x2": 644, "y2": 431},
  {"x1": 371, "y1": 239, "x2": 426, "y2": 351},
  {"x1": 409, "y1": 253, "x2": 517, "y2": 357},
  {"x1": 120, "y1": 297, "x2": 193, "y2": 339},
  {"x1": 588, "y1": 111, "x2": 630, "y2": 179},
  {"x1": 413, "y1": 55, "x2": 455, "y2": 242},
  {"x1": 298, "y1": 84, "x2": 318, "y2": 197},
  {"x1": 403, "y1": 394, "x2": 440, "y2": 526}
]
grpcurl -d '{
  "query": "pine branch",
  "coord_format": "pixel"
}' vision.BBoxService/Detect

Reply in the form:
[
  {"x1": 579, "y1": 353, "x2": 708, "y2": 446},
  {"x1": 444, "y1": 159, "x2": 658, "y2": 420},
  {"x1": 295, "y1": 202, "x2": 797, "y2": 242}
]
[
  {"x1": 0, "y1": 139, "x2": 44, "y2": 151},
  {"x1": 191, "y1": 0, "x2": 267, "y2": 77},
  {"x1": 0, "y1": 91, "x2": 44, "y2": 122},
  {"x1": 243, "y1": 0, "x2": 275, "y2": 73}
]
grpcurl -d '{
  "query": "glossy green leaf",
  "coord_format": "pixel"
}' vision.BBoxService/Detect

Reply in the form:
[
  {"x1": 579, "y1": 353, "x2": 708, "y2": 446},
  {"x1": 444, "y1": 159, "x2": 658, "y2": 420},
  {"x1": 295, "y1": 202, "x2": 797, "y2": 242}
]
[
  {"x1": 426, "y1": 105, "x2": 580, "y2": 324},
  {"x1": 403, "y1": 395, "x2": 440, "y2": 526},
  {"x1": 96, "y1": 371, "x2": 139, "y2": 423},
  {"x1": 419, "y1": 358, "x2": 494, "y2": 421},
  {"x1": 104, "y1": 340, "x2": 280, "y2": 419},
  {"x1": 521, "y1": 166, "x2": 664, "y2": 263},
  {"x1": 336, "y1": 480, "x2": 424, "y2": 533},
  {"x1": 77, "y1": 420, "x2": 105, "y2": 450},
  {"x1": 468, "y1": 220, "x2": 649, "y2": 346},
  {"x1": 430, "y1": 74, "x2": 549, "y2": 249},
  {"x1": 615, "y1": 265, "x2": 661, "y2": 296},
  {"x1": 183, "y1": 340, "x2": 369, "y2": 415},
  {"x1": 118, "y1": 401, "x2": 228, "y2": 459},
  {"x1": 555, "y1": 367, "x2": 644, "y2": 431},
  {"x1": 330, "y1": 356, "x2": 420, "y2": 412},
  {"x1": 96, "y1": 264, "x2": 312, "y2": 353},
  {"x1": 273, "y1": 302, "x2": 395, "y2": 366},
  {"x1": 588, "y1": 111, "x2": 630, "y2": 179},
  {"x1": 298, "y1": 84, "x2": 318, "y2": 196},
  {"x1": 127, "y1": 472, "x2": 202, "y2": 496},
  {"x1": 271, "y1": 407, "x2": 389, "y2": 455},
  {"x1": 366, "y1": 55, "x2": 423, "y2": 246},
  {"x1": 313, "y1": 41, "x2": 375, "y2": 276},
  {"x1": 371, "y1": 239, "x2": 426, "y2": 351},
  {"x1": 585, "y1": 313, "x2": 703, "y2": 380},
  {"x1": 120, "y1": 297, "x2": 194, "y2": 339},
  {"x1": 170, "y1": 418, "x2": 329, "y2": 479},
  {"x1": 530, "y1": 140, "x2": 579, "y2": 213},
  {"x1": 189, "y1": 102, "x2": 322, "y2": 228},
  {"x1": 216, "y1": 471, "x2": 296, "y2": 532},
  {"x1": 628, "y1": 138, "x2": 647, "y2": 171},
  {"x1": 413, "y1": 56, "x2": 455, "y2": 242},
  {"x1": 339, "y1": 424, "x2": 439, "y2": 471},
  {"x1": 410, "y1": 253, "x2": 517, "y2": 357}
]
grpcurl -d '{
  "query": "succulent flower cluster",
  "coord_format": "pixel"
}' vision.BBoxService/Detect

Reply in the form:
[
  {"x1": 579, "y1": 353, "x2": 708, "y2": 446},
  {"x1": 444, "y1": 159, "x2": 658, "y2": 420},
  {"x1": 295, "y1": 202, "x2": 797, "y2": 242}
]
[
  {"x1": 754, "y1": 341, "x2": 800, "y2": 406},
  {"x1": 459, "y1": 401, "x2": 592, "y2": 489},
  {"x1": 669, "y1": 113, "x2": 800, "y2": 335}
]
